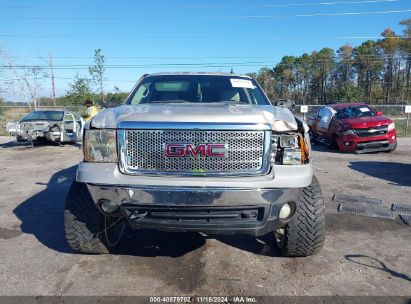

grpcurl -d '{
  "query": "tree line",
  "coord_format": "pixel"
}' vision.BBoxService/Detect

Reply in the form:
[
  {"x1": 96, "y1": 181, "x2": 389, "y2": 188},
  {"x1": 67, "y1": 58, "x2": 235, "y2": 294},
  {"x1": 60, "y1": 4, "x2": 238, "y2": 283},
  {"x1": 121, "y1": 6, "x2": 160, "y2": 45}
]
[{"x1": 248, "y1": 18, "x2": 411, "y2": 105}]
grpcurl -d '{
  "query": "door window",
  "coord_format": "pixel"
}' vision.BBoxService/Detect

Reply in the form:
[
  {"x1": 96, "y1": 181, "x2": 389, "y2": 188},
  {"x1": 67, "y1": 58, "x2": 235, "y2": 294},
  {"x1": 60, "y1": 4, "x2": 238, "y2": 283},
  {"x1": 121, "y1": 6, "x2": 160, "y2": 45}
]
[
  {"x1": 318, "y1": 107, "x2": 333, "y2": 129},
  {"x1": 317, "y1": 107, "x2": 326, "y2": 119}
]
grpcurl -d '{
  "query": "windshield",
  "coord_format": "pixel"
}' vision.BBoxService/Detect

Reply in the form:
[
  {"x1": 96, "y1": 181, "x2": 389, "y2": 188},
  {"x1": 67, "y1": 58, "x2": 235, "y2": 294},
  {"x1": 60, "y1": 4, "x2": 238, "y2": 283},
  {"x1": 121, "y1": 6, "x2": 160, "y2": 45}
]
[
  {"x1": 335, "y1": 106, "x2": 376, "y2": 119},
  {"x1": 127, "y1": 75, "x2": 270, "y2": 105},
  {"x1": 21, "y1": 111, "x2": 64, "y2": 122}
]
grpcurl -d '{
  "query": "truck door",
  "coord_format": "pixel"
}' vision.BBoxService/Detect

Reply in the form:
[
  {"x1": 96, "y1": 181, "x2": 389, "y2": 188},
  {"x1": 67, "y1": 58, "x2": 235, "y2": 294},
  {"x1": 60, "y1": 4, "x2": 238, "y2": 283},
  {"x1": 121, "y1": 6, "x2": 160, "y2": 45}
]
[
  {"x1": 73, "y1": 113, "x2": 85, "y2": 141},
  {"x1": 308, "y1": 107, "x2": 322, "y2": 138},
  {"x1": 62, "y1": 112, "x2": 82, "y2": 142}
]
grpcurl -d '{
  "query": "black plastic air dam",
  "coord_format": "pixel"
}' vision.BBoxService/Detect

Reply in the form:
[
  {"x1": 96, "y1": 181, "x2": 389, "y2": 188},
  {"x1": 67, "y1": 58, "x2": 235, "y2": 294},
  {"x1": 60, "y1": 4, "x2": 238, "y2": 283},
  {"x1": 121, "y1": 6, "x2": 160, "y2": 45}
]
[
  {"x1": 120, "y1": 204, "x2": 281, "y2": 236},
  {"x1": 86, "y1": 185, "x2": 301, "y2": 236}
]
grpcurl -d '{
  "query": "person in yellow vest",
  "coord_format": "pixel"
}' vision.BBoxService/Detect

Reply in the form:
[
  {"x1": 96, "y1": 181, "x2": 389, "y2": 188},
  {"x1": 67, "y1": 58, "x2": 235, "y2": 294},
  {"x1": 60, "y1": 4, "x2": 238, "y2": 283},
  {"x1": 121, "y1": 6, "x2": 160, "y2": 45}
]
[{"x1": 83, "y1": 99, "x2": 99, "y2": 121}]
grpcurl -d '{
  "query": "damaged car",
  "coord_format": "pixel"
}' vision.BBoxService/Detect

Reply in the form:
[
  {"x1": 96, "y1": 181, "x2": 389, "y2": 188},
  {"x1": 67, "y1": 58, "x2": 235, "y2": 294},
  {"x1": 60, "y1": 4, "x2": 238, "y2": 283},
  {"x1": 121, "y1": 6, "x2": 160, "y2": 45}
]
[
  {"x1": 308, "y1": 103, "x2": 397, "y2": 153},
  {"x1": 6, "y1": 110, "x2": 84, "y2": 143}
]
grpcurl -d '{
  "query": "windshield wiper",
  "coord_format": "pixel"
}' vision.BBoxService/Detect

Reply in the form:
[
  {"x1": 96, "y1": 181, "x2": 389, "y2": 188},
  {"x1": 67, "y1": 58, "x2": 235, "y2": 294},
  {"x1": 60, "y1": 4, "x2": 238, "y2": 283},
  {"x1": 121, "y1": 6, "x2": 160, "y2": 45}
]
[
  {"x1": 150, "y1": 100, "x2": 191, "y2": 104},
  {"x1": 221, "y1": 100, "x2": 250, "y2": 105}
]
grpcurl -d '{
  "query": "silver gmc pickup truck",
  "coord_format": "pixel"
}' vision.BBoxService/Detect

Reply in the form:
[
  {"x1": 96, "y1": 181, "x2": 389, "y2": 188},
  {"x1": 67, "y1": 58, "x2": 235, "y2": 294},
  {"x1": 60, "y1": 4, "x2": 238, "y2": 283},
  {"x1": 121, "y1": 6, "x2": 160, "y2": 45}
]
[{"x1": 64, "y1": 72, "x2": 325, "y2": 257}]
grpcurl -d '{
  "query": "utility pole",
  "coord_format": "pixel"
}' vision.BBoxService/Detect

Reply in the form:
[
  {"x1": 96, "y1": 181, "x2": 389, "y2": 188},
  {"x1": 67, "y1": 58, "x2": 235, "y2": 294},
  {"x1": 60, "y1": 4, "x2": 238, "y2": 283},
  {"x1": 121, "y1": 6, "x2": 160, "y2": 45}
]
[
  {"x1": 49, "y1": 53, "x2": 56, "y2": 106},
  {"x1": 40, "y1": 54, "x2": 57, "y2": 106}
]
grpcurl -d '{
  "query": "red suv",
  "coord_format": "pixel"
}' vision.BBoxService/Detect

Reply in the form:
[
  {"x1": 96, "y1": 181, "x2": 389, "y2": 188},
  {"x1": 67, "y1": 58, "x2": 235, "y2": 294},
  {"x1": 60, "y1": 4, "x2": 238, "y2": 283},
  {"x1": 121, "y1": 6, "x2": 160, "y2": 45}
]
[{"x1": 308, "y1": 103, "x2": 397, "y2": 153}]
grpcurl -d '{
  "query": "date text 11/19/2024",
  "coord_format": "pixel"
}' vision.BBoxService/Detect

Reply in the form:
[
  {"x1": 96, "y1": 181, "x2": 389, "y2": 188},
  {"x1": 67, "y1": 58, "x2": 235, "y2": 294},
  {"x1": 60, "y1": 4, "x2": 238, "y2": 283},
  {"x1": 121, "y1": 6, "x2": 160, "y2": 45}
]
[{"x1": 149, "y1": 296, "x2": 257, "y2": 303}]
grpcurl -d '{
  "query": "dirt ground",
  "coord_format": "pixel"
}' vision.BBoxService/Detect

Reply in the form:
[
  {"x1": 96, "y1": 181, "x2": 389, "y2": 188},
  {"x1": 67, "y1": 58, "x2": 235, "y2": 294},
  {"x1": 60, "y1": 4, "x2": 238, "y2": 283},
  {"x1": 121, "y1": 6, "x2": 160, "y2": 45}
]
[{"x1": 0, "y1": 136, "x2": 410, "y2": 297}]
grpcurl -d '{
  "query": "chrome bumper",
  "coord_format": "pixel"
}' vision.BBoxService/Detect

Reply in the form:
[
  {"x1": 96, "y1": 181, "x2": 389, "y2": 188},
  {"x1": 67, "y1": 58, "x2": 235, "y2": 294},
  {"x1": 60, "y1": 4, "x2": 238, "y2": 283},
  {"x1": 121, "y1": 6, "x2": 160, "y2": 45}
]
[
  {"x1": 87, "y1": 184, "x2": 300, "y2": 207},
  {"x1": 76, "y1": 162, "x2": 313, "y2": 189}
]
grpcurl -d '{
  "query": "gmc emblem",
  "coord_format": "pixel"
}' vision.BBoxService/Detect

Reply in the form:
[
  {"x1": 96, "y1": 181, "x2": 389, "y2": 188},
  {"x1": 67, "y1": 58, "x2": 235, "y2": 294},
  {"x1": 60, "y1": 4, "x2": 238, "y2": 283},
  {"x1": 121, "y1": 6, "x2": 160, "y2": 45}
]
[{"x1": 165, "y1": 143, "x2": 227, "y2": 158}]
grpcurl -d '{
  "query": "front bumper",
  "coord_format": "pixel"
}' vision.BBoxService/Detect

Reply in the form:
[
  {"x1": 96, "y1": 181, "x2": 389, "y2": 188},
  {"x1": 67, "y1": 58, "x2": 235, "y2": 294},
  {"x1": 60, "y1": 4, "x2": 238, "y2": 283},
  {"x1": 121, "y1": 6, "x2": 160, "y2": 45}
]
[
  {"x1": 354, "y1": 140, "x2": 396, "y2": 153},
  {"x1": 17, "y1": 130, "x2": 59, "y2": 142},
  {"x1": 338, "y1": 130, "x2": 397, "y2": 153},
  {"x1": 76, "y1": 162, "x2": 313, "y2": 188},
  {"x1": 78, "y1": 161, "x2": 311, "y2": 236},
  {"x1": 87, "y1": 184, "x2": 300, "y2": 236}
]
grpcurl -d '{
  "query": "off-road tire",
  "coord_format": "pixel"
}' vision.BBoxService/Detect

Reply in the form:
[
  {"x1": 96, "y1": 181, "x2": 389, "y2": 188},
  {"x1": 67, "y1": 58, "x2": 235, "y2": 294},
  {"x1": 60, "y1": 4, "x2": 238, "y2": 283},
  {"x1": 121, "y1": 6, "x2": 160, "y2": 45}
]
[
  {"x1": 49, "y1": 125, "x2": 61, "y2": 143},
  {"x1": 331, "y1": 135, "x2": 340, "y2": 151},
  {"x1": 278, "y1": 176, "x2": 325, "y2": 257},
  {"x1": 64, "y1": 181, "x2": 112, "y2": 254},
  {"x1": 309, "y1": 131, "x2": 318, "y2": 144}
]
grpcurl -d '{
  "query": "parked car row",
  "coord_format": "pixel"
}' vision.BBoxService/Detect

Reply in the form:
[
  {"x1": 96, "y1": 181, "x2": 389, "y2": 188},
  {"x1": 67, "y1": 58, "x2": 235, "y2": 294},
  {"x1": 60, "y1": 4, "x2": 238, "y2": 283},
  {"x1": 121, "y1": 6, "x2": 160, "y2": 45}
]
[{"x1": 4, "y1": 102, "x2": 398, "y2": 154}]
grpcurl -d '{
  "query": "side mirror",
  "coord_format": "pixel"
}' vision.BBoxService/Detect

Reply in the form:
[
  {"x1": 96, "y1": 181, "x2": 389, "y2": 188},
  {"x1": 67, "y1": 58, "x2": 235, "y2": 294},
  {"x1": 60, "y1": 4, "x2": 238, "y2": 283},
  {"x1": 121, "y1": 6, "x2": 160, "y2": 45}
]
[{"x1": 376, "y1": 111, "x2": 383, "y2": 116}]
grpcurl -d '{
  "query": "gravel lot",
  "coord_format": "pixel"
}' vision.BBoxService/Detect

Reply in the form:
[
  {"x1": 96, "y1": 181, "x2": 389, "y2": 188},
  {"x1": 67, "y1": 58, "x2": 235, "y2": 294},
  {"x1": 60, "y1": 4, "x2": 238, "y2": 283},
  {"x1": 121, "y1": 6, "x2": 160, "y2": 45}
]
[{"x1": 0, "y1": 136, "x2": 410, "y2": 296}]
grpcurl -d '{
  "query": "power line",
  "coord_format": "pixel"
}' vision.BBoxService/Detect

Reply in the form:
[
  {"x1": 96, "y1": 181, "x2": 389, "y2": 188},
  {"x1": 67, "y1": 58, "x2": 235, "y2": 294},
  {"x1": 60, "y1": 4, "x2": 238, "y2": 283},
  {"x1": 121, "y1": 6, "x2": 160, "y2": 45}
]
[
  {"x1": 0, "y1": 0, "x2": 400, "y2": 9},
  {"x1": 216, "y1": 9, "x2": 411, "y2": 19},
  {"x1": 1, "y1": 9, "x2": 410, "y2": 20},
  {"x1": 1, "y1": 53, "x2": 409, "y2": 69},
  {"x1": 2, "y1": 60, "x2": 411, "y2": 71},
  {"x1": 53, "y1": 76, "x2": 134, "y2": 82},
  {"x1": 0, "y1": 76, "x2": 135, "y2": 83},
  {"x1": 1, "y1": 56, "x2": 410, "y2": 70},
  {"x1": 1, "y1": 54, "x2": 410, "y2": 74},
  {"x1": 196, "y1": 0, "x2": 401, "y2": 8},
  {"x1": 0, "y1": 61, "x2": 283, "y2": 69},
  {"x1": 0, "y1": 34, "x2": 410, "y2": 40},
  {"x1": 2, "y1": 53, "x2": 410, "y2": 65},
  {"x1": 2, "y1": 52, "x2": 410, "y2": 60},
  {"x1": 0, "y1": 65, "x2": 273, "y2": 70},
  {"x1": 1, "y1": 55, "x2": 276, "y2": 59}
]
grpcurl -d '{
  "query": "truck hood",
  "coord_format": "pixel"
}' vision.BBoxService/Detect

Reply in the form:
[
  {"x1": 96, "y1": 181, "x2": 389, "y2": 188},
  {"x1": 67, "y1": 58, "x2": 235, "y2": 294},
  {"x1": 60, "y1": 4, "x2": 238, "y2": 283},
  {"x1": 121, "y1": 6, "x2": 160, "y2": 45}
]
[
  {"x1": 337, "y1": 116, "x2": 392, "y2": 129},
  {"x1": 91, "y1": 103, "x2": 298, "y2": 131}
]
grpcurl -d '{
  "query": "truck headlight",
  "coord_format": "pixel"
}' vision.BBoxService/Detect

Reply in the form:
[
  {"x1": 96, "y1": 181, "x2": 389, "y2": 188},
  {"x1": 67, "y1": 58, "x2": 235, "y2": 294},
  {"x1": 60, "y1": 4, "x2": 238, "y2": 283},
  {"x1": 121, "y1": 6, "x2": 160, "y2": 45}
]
[
  {"x1": 279, "y1": 134, "x2": 297, "y2": 148},
  {"x1": 342, "y1": 129, "x2": 356, "y2": 136},
  {"x1": 84, "y1": 129, "x2": 117, "y2": 162},
  {"x1": 282, "y1": 148, "x2": 302, "y2": 165},
  {"x1": 387, "y1": 122, "x2": 395, "y2": 132},
  {"x1": 271, "y1": 133, "x2": 309, "y2": 165}
]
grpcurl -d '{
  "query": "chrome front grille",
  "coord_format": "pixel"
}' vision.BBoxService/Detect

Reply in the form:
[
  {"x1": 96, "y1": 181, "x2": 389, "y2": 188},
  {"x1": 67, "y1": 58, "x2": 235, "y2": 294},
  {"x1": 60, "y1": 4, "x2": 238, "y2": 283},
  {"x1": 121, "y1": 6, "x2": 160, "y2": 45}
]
[
  {"x1": 354, "y1": 126, "x2": 388, "y2": 137},
  {"x1": 120, "y1": 129, "x2": 268, "y2": 176},
  {"x1": 21, "y1": 122, "x2": 47, "y2": 131}
]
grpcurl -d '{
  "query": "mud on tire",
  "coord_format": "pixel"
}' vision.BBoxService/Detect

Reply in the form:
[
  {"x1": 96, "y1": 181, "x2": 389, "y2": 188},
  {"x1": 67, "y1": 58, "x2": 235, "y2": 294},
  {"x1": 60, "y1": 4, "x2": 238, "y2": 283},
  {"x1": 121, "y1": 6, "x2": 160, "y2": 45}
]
[
  {"x1": 64, "y1": 181, "x2": 111, "y2": 254},
  {"x1": 278, "y1": 176, "x2": 325, "y2": 257}
]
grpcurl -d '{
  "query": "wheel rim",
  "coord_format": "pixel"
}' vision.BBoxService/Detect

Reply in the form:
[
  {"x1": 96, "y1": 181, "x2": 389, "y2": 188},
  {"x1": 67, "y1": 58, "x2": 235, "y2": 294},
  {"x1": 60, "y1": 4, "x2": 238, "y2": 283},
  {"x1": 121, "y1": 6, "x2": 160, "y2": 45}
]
[
  {"x1": 274, "y1": 227, "x2": 286, "y2": 249},
  {"x1": 50, "y1": 126, "x2": 61, "y2": 141},
  {"x1": 104, "y1": 216, "x2": 125, "y2": 248}
]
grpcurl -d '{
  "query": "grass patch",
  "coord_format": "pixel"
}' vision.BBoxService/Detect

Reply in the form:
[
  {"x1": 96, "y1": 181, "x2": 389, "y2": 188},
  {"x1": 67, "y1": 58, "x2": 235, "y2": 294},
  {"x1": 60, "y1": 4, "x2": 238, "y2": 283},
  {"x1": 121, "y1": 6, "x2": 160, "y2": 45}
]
[{"x1": 393, "y1": 119, "x2": 410, "y2": 137}]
